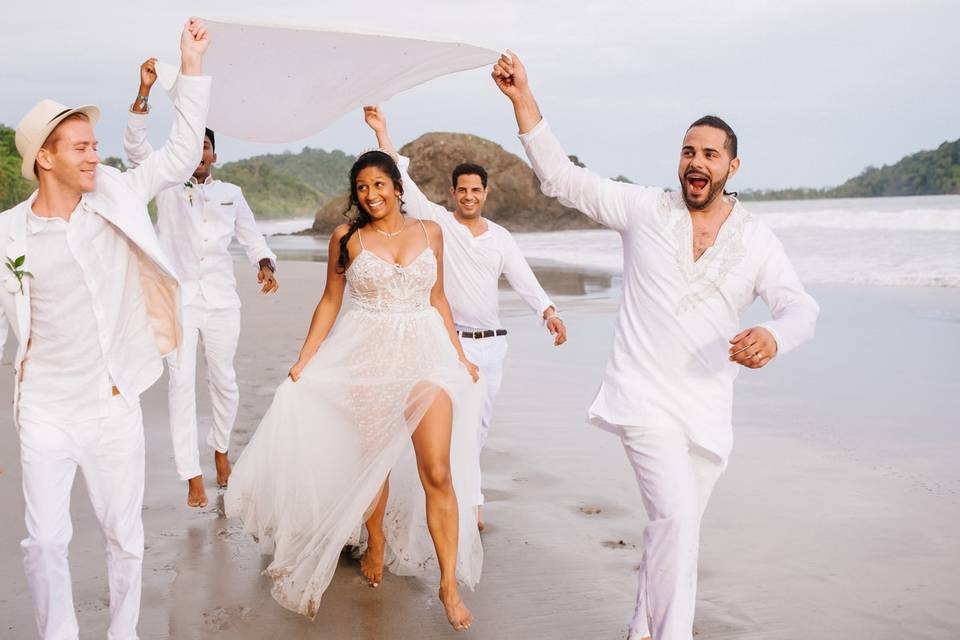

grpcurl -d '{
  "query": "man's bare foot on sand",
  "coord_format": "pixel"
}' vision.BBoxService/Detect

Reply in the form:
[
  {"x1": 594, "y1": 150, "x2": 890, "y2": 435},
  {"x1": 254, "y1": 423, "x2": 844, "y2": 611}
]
[
  {"x1": 477, "y1": 506, "x2": 485, "y2": 532},
  {"x1": 439, "y1": 583, "x2": 474, "y2": 631},
  {"x1": 215, "y1": 450, "x2": 231, "y2": 487},
  {"x1": 187, "y1": 475, "x2": 207, "y2": 508},
  {"x1": 360, "y1": 534, "x2": 385, "y2": 587}
]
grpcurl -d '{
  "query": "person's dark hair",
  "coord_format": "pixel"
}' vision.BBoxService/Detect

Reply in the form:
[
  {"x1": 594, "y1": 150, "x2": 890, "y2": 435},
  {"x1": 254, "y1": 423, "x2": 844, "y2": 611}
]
[
  {"x1": 205, "y1": 128, "x2": 216, "y2": 151},
  {"x1": 451, "y1": 163, "x2": 488, "y2": 189},
  {"x1": 688, "y1": 115, "x2": 737, "y2": 158},
  {"x1": 337, "y1": 150, "x2": 405, "y2": 273}
]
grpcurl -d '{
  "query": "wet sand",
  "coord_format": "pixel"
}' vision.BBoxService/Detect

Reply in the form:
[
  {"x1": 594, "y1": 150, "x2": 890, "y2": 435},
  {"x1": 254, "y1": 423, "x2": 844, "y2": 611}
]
[{"x1": 1, "y1": 260, "x2": 958, "y2": 639}]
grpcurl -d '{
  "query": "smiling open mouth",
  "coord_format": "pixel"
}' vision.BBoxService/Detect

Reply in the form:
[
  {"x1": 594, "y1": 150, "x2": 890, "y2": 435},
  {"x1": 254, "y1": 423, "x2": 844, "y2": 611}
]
[{"x1": 686, "y1": 174, "x2": 709, "y2": 194}]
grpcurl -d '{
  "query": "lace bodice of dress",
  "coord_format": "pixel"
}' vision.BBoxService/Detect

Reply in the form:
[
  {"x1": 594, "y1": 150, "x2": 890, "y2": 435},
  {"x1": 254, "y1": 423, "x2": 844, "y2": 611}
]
[{"x1": 346, "y1": 241, "x2": 437, "y2": 314}]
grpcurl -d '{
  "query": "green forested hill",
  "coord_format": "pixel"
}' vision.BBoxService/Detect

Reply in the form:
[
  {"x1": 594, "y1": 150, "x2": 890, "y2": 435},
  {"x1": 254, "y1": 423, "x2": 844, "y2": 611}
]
[
  {"x1": 0, "y1": 124, "x2": 353, "y2": 216},
  {"x1": 741, "y1": 138, "x2": 960, "y2": 200},
  {"x1": 0, "y1": 126, "x2": 34, "y2": 210},
  {"x1": 3, "y1": 120, "x2": 958, "y2": 212},
  {"x1": 217, "y1": 147, "x2": 355, "y2": 217}
]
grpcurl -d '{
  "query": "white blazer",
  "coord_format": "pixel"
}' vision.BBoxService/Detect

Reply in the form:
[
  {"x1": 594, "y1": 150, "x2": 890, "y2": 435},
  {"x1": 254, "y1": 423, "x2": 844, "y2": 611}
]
[{"x1": 0, "y1": 73, "x2": 212, "y2": 427}]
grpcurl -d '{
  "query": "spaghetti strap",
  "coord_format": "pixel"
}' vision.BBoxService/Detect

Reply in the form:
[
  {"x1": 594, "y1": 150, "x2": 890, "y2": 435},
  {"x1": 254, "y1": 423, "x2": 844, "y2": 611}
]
[
  {"x1": 417, "y1": 219, "x2": 430, "y2": 249},
  {"x1": 357, "y1": 227, "x2": 365, "y2": 249}
]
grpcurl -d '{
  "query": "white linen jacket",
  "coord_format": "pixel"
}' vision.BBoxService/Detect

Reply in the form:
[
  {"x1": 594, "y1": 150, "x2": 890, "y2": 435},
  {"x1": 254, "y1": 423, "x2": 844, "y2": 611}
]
[{"x1": 0, "y1": 74, "x2": 211, "y2": 427}]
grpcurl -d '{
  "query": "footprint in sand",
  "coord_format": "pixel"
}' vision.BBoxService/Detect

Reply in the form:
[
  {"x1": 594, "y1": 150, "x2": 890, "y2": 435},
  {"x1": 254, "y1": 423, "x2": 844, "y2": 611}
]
[
  {"x1": 579, "y1": 505, "x2": 602, "y2": 515},
  {"x1": 601, "y1": 539, "x2": 638, "y2": 550}
]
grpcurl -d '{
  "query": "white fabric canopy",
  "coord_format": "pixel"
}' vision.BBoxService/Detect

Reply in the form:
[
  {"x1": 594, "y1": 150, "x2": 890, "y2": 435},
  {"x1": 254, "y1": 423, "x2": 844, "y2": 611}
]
[{"x1": 188, "y1": 19, "x2": 499, "y2": 143}]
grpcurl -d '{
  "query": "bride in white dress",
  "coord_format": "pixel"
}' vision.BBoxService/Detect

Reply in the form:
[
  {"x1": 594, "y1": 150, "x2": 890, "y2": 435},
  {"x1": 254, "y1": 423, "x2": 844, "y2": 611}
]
[{"x1": 225, "y1": 150, "x2": 482, "y2": 631}]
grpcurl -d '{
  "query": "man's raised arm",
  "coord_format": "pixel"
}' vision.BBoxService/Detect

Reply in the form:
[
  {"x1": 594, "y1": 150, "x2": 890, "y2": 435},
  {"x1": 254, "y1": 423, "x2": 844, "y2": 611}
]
[
  {"x1": 492, "y1": 51, "x2": 654, "y2": 233},
  {"x1": 362, "y1": 105, "x2": 447, "y2": 222},
  {"x1": 123, "y1": 58, "x2": 159, "y2": 169},
  {"x1": 121, "y1": 18, "x2": 211, "y2": 202}
]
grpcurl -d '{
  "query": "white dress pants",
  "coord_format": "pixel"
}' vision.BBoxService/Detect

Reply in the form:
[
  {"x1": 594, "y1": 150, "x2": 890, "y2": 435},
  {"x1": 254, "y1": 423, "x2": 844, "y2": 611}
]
[
  {"x1": 619, "y1": 424, "x2": 725, "y2": 640},
  {"x1": 19, "y1": 396, "x2": 145, "y2": 640},
  {"x1": 166, "y1": 304, "x2": 241, "y2": 480},
  {"x1": 459, "y1": 334, "x2": 507, "y2": 450},
  {"x1": 459, "y1": 334, "x2": 508, "y2": 505}
]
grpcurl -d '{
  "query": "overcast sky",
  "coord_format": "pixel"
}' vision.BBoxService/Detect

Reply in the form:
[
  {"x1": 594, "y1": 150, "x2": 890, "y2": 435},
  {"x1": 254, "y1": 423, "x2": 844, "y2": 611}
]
[{"x1": 2, "y1": 0, "x2": 956, "y2": 190}]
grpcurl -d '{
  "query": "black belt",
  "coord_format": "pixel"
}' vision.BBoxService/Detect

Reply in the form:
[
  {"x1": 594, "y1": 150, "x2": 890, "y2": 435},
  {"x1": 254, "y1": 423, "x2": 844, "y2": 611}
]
[{"x1": 459, "y1": 329, "x2": 507, "y2": 340}]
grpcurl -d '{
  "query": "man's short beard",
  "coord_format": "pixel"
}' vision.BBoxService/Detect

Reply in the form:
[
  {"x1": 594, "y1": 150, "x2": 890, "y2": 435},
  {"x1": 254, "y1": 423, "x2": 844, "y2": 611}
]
[{"x1": 681, "y1": 171, "x2": 729, "y2": 211}]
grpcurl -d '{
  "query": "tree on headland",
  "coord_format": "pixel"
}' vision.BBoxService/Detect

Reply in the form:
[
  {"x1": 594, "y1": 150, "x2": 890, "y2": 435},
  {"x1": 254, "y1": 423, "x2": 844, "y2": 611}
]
[
  {"x1": 740, "y1": 138, "x2": 960, "y2": 200},
  {"x1": 0, "y1": 125, "x2": 34, "y2": 210}
]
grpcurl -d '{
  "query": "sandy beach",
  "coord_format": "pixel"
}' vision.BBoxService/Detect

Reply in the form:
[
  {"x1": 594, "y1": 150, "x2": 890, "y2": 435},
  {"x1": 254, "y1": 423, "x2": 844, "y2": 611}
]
[{"x1": 1, "y1": 258, "x2": 958, "y2": 639}]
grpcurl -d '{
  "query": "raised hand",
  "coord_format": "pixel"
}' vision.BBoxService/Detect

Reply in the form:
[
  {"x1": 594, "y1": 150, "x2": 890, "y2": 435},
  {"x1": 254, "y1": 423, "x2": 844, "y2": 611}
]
[
  {"x1": 729, "y1": 327, "x2": 778, "y2": 369},
  {"x1": 492, "y1": 50, "x2": 542, "y2": 133},
  {"x1": 363, "y1": 105, "x2": 388, "y2": 134},
  {"x1": 363, "y1": 105, "x2": 398, "y2": 157},
  {"x1": 180, "y1": 17, "x2": 209, "y2": 75},
  {"x1": 140, "y1": 58, "x2": 158, "y2": 89},
  {"x1": 491, "y1": 50, "x2": 529, "y2": 100}
]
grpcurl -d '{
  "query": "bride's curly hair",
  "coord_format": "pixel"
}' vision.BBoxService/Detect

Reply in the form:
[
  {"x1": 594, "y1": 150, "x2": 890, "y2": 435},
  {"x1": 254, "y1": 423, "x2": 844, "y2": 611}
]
[{"x1": 337, "y1": 150, "x2": 406, "y2": 274}]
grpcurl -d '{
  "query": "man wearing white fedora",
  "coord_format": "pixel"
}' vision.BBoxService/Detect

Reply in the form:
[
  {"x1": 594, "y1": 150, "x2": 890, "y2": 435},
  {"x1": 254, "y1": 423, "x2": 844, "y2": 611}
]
[{"x1": 0, "y1": 19, "x2": 211, "y2": 640}]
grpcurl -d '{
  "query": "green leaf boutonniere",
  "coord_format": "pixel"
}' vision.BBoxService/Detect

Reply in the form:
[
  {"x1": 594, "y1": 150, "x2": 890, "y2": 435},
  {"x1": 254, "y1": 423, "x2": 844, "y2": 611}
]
[
  {"x1": 4, "y1": 255, "x2": 34, "y2": 294},
  {"x1": 184, "y1": 181, "x2": 196, "y2": 206}
]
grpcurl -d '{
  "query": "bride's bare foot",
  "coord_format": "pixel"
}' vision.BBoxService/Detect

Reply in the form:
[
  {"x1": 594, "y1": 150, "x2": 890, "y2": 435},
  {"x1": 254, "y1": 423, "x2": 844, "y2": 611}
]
[
  {"x1": 439, "y1": 583, "x2": 474, "y2": 631},
  {"x1": 214, "y1": 450, "x2": 231, "y2": 487},
  {"x1": 477, "y1": 506, "x2": 485, "y2": 533},
  {"x1": 187, "y1": 475, "x2": 207, "y2": 508},
  {"x1": 360, "y1": 536, "x2": 385, "y2": 587}
]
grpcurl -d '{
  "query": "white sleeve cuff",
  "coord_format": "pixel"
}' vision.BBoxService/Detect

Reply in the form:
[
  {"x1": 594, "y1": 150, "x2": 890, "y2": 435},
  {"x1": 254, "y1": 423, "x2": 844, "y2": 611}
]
[{"x1": 518, "y1": 117, "x2": 550, "y2": 145}]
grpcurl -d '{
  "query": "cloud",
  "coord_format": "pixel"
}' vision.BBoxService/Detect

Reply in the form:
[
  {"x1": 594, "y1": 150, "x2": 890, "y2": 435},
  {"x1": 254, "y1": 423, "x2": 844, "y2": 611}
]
[{"x1": 1, "y1": 0, "x2": 956, "y2": 190}]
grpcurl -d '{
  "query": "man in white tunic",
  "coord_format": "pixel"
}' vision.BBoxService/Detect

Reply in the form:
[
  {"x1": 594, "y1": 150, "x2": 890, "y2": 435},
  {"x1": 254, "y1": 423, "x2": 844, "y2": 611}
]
[
  {"x1": 362, "y1": 106, "x2": 567, "y2": 529},
  {"x1": 123, "y1": 63, "x2": 279, "y2": 508},
  {"x1": 0, "y1": 19, "x2": 211, "y2": 640},
  {"x1": 492, "y1": 53, "x2": 819, "y2": 640}
]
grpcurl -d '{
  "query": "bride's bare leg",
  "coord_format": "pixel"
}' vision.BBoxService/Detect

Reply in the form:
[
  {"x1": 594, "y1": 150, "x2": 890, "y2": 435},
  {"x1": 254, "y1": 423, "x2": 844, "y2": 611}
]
[
  {"x1": 411, "y1": 391, "x2": 474, "y2": 631},
  {"x1": 361, "y1": 478, "x2": 389, "y2": 587}
]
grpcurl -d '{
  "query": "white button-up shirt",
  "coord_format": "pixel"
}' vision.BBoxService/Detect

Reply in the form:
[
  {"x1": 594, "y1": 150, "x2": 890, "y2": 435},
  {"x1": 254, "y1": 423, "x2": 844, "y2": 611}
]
[
  {"x1": 520, "y1": 119, "x2": 819, "y2": 461},
  {"x1": 396, "y1": 156, "x2": 554, "y2": 330},
  {"x1": 0, "y1": 73, "x2": 212, "y2": 428},
  {"x1": 124, "y1": 116, "x2": 276, "y2": 309},
  {"x1": 19, "y1": 199, "x2": 145, "y2": 422}
]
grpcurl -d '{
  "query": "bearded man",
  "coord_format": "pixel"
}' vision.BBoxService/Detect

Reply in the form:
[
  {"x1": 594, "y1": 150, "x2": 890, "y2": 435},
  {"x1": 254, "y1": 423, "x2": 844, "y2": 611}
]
[{"x1": 492, "y1": 51, "x2": 819, "y2": 640}]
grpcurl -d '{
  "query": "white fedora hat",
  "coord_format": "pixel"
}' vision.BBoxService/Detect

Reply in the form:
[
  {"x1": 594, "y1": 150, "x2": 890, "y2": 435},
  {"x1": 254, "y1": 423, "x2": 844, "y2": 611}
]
[{"x1": 14, "y1": 99, "x2": 101, "y2": 182}]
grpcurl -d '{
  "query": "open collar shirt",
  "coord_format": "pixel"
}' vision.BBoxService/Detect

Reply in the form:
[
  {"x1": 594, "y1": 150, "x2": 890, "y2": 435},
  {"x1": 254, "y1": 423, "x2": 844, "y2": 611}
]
[
  {"x1": 519, "y1": 119, "x2": 819, "y2": 461},
  {"x1": 396, "y1": 156, "x2": 554, "y2": 331},
  {"x1": 19, "y1": 197, "x2": 142, "y2": 422},
  {"x1": 125, "y1": 115, "x2": 277, "y2": 310}
]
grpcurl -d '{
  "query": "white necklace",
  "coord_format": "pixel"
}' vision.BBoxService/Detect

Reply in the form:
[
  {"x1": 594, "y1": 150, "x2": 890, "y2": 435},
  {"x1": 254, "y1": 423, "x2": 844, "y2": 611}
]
[{"x1": 373, "y1": 221, "x2": 405, "y2": 238}]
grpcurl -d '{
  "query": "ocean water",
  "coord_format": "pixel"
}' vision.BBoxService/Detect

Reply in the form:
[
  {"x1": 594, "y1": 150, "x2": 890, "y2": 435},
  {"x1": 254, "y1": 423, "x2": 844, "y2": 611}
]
[
  {"x1": 513, "y1": 195, "x2": 960, "y2": 288},
  {"x1": 251, "y1": 195, "x2": 960, "y2": 288}
]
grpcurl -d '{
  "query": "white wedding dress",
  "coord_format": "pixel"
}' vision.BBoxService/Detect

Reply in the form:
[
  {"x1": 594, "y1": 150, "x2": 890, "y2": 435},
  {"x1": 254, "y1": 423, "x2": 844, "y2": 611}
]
[{"x1": 225, "y1": 222, "x2": 483, "y2": 618}]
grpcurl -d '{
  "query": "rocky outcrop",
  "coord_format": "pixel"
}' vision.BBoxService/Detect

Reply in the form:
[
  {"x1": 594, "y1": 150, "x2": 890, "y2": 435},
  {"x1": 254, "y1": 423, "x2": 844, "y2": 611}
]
[{"x1": 311, "y1": 132, "x2": 600, "y2": 233}]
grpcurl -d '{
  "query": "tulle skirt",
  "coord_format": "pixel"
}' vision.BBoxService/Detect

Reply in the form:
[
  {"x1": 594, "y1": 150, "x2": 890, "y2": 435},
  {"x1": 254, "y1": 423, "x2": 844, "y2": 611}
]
[{"x1": 224, "y1": 305, "x2": 483, "y2": 618}]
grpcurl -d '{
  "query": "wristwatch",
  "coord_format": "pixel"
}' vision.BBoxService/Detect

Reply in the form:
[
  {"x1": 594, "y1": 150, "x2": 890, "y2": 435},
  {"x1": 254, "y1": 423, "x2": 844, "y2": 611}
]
[{"x1": 134, "y1": 95, "x2": 150, "y2": 113}]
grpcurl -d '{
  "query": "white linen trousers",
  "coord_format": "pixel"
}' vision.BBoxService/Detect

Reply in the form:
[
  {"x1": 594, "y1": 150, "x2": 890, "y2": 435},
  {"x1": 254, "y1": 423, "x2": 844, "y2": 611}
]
[
  {"x1": 166, "y1": 301, "x2": 241, "y2": 480},
  {"x1": 619, "y1": 423, "x2": 724, "y2": 640},
  {"x1": 19, "y1": 395, "x2": 145, "y2": 640},
  {"x1": 458, "y1": 331, "x2": 508, "y2": 505}
]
